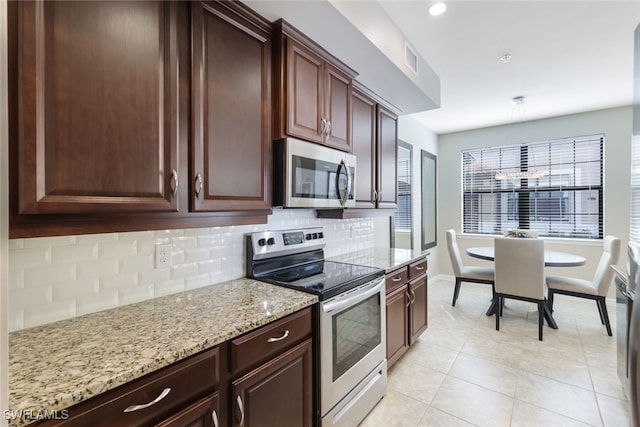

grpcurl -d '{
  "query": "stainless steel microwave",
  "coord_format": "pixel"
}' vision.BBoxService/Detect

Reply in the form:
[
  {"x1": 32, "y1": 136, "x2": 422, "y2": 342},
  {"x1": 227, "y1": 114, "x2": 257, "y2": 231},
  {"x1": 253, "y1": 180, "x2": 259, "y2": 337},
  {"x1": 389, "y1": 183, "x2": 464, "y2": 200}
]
[{"x1": 274, "y1": 137, "x2": 356, "y2": 208}]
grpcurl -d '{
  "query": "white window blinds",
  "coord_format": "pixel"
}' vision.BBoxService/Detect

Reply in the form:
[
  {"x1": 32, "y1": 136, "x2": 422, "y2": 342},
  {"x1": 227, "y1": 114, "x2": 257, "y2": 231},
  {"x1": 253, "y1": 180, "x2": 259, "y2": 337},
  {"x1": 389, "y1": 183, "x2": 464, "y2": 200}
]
[
  {"x1": 462, "y1": 134, "x2": 603, "y2": 239},
  {"x1": 394, "y1": 156, "x2": 412, "y2": 231}
]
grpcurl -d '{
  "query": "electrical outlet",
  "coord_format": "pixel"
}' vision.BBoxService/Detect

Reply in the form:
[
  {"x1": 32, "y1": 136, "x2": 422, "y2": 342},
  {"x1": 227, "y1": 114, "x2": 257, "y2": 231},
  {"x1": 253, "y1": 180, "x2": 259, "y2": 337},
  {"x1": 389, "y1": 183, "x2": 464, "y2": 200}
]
[{"x1": 155, "y1": 243, "x2": 172, "y2": 268}]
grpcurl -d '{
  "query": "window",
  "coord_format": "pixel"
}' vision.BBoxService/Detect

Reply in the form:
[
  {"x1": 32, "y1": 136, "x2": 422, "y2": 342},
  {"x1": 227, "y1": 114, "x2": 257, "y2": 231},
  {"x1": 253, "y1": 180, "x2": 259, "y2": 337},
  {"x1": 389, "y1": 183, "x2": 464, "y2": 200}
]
[
  {"x1": 462, "y1": 135, "x2": 603, "y2": 239},
  {"x1": 393, "y1": 141, "x2": 412, "y2": 249}
]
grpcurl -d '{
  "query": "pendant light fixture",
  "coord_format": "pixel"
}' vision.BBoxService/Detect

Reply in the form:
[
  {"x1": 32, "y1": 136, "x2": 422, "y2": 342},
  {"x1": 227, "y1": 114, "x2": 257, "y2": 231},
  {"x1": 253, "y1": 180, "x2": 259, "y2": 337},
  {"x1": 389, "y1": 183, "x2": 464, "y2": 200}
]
[{"x1": 495, "y1": 96, "x2": 546, "y2": 180}]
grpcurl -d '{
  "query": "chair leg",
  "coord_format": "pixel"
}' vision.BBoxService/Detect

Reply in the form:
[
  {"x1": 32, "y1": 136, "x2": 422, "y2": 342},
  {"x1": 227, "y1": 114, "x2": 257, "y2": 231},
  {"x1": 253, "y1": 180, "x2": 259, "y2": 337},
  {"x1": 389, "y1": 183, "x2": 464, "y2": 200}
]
[
  {"x1": 452, "y1": 278, "x2": 462, "y2": 306},
  {"x1": 598, "y1": 297, "x2": 612, "y2": 337},
  {"x1": 538, "y1": 301, "x2": 544, "y2": 341},
  {"x1": 596, "y1": 299, "x2": 605, "y2": 325},
  {"x1": 495, "y1": 296, "x2": 501, "y2": 331},
  {"x1": 547, "y1": 290, "x2": 555, "y2": 313}
]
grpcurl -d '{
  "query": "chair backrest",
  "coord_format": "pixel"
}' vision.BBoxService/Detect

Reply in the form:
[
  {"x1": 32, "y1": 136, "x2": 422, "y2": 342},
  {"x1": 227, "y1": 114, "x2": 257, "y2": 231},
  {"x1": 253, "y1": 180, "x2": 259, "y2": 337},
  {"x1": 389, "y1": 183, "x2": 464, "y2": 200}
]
[
  {"x1": 446, "y1": 229, "x2": 463, "y2": 277},
  {"x1": 494, "y1": 237, "x2": 545, "y2": 300},
  {"x1": 593, "y1": 235, "x2": 622, "y2": 295}
]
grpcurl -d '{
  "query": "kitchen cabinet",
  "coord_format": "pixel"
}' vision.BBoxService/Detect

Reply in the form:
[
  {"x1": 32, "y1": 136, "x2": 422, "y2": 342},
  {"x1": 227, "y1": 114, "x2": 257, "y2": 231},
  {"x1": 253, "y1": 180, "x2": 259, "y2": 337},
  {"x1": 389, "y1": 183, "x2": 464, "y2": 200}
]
[
  {"x1": 229, "y1": 307, "x2": 313, "y2": 427},
  {"x1": 36, "y1": 347, "x2": 223, "y2": 427},
  {"x1": 8, "y1": 0, "x2": 272, "y2": 238},
  {"x1": 385, "y1": 258, "x2": 428, "y2": 368},
  {"x1": 317, "y1": 82, "x2": 398, "y2": 219},
  {"x1": 190, "y1": 1, "x2": 271, "y2": 213},
  {"x1": 273, "y1": 20, "x2": 357, "y2": 152}
]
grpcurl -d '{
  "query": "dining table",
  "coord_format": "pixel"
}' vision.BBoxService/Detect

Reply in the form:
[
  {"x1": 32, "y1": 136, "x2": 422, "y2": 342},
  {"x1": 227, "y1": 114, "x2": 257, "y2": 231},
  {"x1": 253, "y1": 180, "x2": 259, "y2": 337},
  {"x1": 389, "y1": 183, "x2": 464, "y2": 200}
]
[{"x1": 465, "y1": 246, "x2": 586, "y2": 325}]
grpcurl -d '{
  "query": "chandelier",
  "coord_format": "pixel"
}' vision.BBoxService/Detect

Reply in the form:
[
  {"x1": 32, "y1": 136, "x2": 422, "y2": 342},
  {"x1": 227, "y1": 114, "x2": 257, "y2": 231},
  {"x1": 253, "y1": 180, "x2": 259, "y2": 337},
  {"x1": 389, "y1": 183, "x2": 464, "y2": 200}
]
[{"x1": 495, "y1": 95, "x2": 546, "y2": 180}]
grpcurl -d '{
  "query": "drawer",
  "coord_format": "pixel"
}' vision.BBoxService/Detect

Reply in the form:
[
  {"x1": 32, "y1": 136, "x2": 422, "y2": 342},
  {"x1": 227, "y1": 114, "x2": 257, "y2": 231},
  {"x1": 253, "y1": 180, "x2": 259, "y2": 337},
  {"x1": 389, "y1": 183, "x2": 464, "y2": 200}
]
[
  {"x1": 43, "y1": 347, "x2": 219, "y2": 427},
  {"x1": 409, "y1": 259, "x2": 427, "y2": 279},
  {"x1": 385, "y1": 267, "x2": 408, "y2": 293},
  {"x1": 231, "y1": 307, "x2": 312, "y2": 375}
]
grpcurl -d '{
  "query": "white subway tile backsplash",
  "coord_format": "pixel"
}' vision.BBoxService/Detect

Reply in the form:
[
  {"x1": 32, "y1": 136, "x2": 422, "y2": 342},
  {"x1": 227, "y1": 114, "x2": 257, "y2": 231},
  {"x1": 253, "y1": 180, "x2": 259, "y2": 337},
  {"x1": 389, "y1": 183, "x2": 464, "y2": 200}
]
[
  {"x1": 24, "y1": 300, "x2": 75, "y2": 329},
  {"x1": 118, "y1": 285, "x2": 154, "y2": 306},
  {"x1": 24, "y1": 264, "x2": 75, "y2": 288},
  {"x1": 52, "y1": 244, "x2": 98, "y2": 264},
  {"x1": 76, "y1": 259, "x2": 119, "y2": 280},
  {"x1": 8, "y1": 209, "x2": 375, "y2": 331},
  {"x1": 10, "y1": 285, "x2": 53, "y2": 309}
]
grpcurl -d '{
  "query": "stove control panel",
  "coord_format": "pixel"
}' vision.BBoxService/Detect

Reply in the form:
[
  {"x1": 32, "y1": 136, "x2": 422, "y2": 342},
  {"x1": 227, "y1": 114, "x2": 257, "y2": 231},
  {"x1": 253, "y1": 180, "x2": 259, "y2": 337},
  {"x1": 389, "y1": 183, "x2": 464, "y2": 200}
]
[{"x1": 247, "y1": 227, "x2": 325, "y2": 260}]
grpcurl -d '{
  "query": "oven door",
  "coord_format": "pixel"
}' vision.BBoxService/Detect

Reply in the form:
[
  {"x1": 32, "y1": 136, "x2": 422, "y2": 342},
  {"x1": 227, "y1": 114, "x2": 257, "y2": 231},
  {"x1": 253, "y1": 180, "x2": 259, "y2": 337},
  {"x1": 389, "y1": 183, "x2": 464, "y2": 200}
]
[
  {"x1": 283, "y1": 137, "x2": 356, "y2": 208},
  {"x1": 319, "y1": 277, "x2": 386, "y2": 417}
]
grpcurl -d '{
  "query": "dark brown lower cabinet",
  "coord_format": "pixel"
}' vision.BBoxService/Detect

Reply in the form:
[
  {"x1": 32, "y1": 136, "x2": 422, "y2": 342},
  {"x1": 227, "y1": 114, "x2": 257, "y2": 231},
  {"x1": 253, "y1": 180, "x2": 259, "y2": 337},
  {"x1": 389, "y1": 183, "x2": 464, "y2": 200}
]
[
  {"x1": 385, "y1": 258, "x2": 428, "y2": 369},
  {"x1": 386, "y1": 285, "x2": 410, "y2": 367},
  {"x1": 231, "y1": 339, "x2": 313, "y2": 427},
  {"x1": 155, "y1": 393, "x2": 219, "y2": 427}
]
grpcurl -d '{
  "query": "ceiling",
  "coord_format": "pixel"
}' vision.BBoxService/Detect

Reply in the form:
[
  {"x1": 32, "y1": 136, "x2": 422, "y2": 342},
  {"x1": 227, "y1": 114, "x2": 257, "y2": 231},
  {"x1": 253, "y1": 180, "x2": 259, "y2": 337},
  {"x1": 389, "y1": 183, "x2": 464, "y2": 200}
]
[
  {"x1": 246, "y1": 1, "x2": 640, "y2": 135},
  {"x1": 381, "y1": 0, "x2": 640, "y2": 134}
]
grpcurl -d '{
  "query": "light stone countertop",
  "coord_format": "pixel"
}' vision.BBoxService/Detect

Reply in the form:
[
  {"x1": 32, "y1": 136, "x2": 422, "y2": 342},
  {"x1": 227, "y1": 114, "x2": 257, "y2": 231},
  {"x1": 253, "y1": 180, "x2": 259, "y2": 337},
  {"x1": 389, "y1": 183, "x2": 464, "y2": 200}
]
[
  {"x1": 8, "y1": 278, "x2": 317, "y2": 427},
  {"x1": 328, "y1": 247, "x2": 429, "y2": 273}
]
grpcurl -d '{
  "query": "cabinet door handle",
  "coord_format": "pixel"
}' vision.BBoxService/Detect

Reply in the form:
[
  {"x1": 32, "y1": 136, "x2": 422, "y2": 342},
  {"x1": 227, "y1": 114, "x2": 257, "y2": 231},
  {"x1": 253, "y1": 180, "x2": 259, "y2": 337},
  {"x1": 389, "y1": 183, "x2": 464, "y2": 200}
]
[
  {"x1": 406, "y1": 290, "x2": 411, "y2": 308},
  {"x1": 410, "y1": 288, "x2": 416, "y2": 304},
  {"x1": 236, "y1": 395, "x2": 245, "y2": 426},
  {"x1": 392, "y1": 276, "x2": 403, "y2": 282},
  {"x1": 378, "y1": 191, "x2": 382, "y2": 202},
  {"x1": 326, "y1": 119, "x2": 332, "y2": 136},
  {"x1": 194, "y1": 173, "x2": 203, "y2": 197},
  {"x1": 170, "y1": 169, "x2": 178, "y2": 195},
  {"x1": 267, "y1": 329, "x2": 290, "y2": 343},
  {"x1": 123, "y1": 387, "x2": 171, "y2": 413},
  {"x1": 212, "y1": 409, "x2": 219, "y2": 427},
  {"x1": 415, "y1": 265, "x2": 425, "y2": 271},
  {"x1": 373, "y1": 190, "x2": 377, "y2": 202},
  {"x1": 320, "y1": 117, "x2": 327, "y2": 134}
]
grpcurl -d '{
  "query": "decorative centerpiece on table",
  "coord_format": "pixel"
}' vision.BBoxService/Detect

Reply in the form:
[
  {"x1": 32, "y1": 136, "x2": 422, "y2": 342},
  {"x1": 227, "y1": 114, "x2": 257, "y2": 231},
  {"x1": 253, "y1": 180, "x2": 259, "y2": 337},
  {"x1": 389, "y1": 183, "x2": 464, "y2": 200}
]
[{"x1": 503, "y1": 229, "x2": 539, "y2": 238}]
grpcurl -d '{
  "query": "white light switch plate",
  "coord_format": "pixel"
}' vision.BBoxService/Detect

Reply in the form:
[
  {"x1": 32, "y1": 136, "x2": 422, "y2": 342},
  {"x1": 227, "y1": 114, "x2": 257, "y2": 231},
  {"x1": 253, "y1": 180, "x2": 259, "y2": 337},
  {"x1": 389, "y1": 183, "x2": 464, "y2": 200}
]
[{"x1": 155, "y1": 243, "x2": 172, "y2": 268}]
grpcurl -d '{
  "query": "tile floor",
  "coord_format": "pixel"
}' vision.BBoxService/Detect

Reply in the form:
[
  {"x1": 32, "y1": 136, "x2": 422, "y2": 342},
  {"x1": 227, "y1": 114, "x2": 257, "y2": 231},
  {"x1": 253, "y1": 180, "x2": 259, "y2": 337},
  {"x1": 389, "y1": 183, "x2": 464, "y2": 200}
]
[{"x1": 360, "y1": 278, "x2": 630, "y2": 427}]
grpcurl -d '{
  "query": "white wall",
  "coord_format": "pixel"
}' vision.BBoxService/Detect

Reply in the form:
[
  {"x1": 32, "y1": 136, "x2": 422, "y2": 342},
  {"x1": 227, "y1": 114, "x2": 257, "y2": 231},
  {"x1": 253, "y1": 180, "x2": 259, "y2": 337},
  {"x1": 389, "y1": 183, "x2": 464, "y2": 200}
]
[{"x1": 437, "y1": 106, "x2": 632, "y2": 291}]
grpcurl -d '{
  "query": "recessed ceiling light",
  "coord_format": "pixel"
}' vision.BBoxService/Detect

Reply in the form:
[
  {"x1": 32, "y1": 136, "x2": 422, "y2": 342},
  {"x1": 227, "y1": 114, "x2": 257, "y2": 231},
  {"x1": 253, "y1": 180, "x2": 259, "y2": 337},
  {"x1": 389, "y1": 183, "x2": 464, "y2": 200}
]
[
  {"x1": 429, "y1": 2, "x2": 447, "y2": 16},
  {"x1": 500, "y1": 54, "x2": 512, "y2": 63}
]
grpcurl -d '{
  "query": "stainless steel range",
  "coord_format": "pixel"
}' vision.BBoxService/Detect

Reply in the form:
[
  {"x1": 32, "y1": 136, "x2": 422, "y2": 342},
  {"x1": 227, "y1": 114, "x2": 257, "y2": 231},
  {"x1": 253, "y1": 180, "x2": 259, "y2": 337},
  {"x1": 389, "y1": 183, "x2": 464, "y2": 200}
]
[{"x1": 246, "y1": 227, "x2": 387, "y2": 427}]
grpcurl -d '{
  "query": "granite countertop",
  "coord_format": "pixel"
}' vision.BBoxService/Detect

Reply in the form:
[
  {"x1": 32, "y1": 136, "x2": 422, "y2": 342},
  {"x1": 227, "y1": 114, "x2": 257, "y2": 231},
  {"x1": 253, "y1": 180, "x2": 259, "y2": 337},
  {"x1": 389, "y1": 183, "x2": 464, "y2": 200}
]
[
  {"x1": 329, "y1": 247, "x2": 429, "y2": 273},
  {"x1": 8, "y1": 279, "x2": 317, "y2": 427}
]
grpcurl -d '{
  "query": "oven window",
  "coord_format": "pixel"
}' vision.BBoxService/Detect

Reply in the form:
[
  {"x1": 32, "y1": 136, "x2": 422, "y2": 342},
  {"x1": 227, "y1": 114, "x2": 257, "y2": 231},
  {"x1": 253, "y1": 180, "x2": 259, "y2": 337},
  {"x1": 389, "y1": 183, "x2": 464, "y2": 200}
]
[{"x1": 332, "y1": 293, "x2": 381, "y2": 381}]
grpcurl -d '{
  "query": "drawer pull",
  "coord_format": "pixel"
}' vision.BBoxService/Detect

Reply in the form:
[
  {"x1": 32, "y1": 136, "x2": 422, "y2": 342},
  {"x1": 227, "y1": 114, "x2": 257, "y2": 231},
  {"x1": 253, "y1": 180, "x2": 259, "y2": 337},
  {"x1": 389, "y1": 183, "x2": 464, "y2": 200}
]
[
  {"x1": 392, "y1": 276, "x2": 403, "y2": 282},
  {"x1": 267, "y1": 329, "x2": 290, "y2": 343},
  {"x1": 237, "y1": 395, "x2": 245, "y2": 426},
  {"x1": 415, "y1": 265, "x2": 425, "y2": 270},
  {"x1": 212, "y1": 409, "x2": 219, "y2": 427},
  {"x1": 123, "y1": 387, "x2": 171, "y2": 413}
]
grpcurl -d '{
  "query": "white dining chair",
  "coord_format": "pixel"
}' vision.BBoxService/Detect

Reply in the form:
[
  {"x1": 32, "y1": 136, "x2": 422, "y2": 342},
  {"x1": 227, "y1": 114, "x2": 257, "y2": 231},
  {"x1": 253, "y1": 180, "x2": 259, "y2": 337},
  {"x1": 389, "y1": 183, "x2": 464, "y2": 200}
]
[
  {"x1": 446, "y1": 229, "x2": 494, "y2": 307},
  {"x1": 494, "y1": 237, "x2": 547, "y2": 341},
  {"x1": 546, "y1": 235, "x2": 621, "y2": 336}
]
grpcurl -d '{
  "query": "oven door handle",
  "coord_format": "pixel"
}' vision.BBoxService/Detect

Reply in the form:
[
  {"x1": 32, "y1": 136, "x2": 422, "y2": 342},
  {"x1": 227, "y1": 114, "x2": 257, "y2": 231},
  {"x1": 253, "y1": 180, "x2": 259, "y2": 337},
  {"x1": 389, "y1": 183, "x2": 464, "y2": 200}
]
[{"x1": 323, "y1": 279, "x2": 384, "y2": 314}]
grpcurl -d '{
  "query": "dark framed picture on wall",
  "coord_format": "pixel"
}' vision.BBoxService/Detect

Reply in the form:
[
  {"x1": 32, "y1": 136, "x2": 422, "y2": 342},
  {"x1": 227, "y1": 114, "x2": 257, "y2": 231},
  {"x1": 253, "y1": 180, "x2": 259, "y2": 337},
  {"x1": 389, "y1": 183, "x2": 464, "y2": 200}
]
[{"x1": 421, "y1": 150, "x2": 437, "y2": 250}]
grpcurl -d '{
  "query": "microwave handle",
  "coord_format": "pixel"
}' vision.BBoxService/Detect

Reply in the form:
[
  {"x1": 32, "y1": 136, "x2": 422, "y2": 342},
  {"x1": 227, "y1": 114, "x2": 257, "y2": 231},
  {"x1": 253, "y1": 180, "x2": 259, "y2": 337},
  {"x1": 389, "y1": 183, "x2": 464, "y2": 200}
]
[{"x1": 336, "y1": 159, "x2": 352, "y2": 207}]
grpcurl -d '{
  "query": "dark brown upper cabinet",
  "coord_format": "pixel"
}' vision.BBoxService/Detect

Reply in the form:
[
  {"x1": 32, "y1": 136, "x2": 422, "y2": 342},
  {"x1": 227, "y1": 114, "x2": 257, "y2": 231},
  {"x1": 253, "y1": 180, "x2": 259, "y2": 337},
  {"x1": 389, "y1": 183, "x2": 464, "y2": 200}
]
[
  {"x1": 9, "y1": 1, "x2": 273, "y2": 238},
  {"x1": 190, "y1": 1, "x2": 272, "y2": 213},
  {"x1": 319, "y1": 82, "x2": 398, "y2": 218},
  {"x1": 12, "y1": 1, "x2": 182, "y2": 215},
  {"x1": 273, "y1": 20, "x2": 357, "y2": 153}
]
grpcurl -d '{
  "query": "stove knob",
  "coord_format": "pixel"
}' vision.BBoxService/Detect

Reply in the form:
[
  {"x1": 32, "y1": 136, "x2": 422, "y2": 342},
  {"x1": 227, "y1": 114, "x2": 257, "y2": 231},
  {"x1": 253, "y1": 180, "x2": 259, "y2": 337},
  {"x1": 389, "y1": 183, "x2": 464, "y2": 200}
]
[
  {"x1": 312, "y1": 233, "x2": 318, "y2": 239},
  {"x1": 305, "y1": 234, "x2": 312, "y2": 240},
  {"x1": 258, "y1": 238, "x2": 267, "y2": 247},
  {"x1": 318, "y1": 232, "x2": 324, "y2": 239},
  {"x1": 267, "y1": 237, "x2": 275, "y2": 245}
]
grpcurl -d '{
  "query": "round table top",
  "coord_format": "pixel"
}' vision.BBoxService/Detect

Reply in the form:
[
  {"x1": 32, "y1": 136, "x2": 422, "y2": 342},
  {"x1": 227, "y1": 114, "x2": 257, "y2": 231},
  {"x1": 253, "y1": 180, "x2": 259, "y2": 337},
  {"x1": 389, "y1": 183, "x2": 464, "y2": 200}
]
[{"x1": 466, "y1": 246, "x2": 586, "y2": 267}]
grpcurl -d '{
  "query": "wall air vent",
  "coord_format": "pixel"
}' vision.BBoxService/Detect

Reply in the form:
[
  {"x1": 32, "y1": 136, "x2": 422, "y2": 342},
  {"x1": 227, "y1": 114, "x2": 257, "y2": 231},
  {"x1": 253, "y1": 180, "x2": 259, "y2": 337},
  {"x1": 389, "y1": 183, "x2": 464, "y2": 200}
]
[{"x1": 404, "y1": 41, "x2": 419, "y2": 76}]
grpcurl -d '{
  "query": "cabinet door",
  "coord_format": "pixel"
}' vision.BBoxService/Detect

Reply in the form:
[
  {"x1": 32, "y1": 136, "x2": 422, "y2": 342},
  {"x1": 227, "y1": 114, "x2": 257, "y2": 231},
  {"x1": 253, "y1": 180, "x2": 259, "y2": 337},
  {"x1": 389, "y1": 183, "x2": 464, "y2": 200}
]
[
  {"x1": 377, "y1": 105, "x2": 398, "y2": 209},
  {"x1": 14, "y1": 1, "x2": 181, "y2": 214},
  {"x1": 351, "y1": 88, "x2": 377, "y2": 208},
  {"x1": 155, "y1": 393, "x2": 219, "y2": 427},
  {"x1": 232, "y1": 339, "x2": 313, "y2": 427},
  {"x1": 324, "y1": 63, "x2": 352, "y2": 152},
  {"x1": 386, "y1": 285, "x2": 409, "y2": 369},
  {"x1": 409, "y1": 275, "x2": 428, "y2": 344},
  {"x1": 286, "y1": 40, "x2": 324, "y2": 144},
  {"x1": 191, "y1": 2, "x2": 271, "y2": 212}
]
